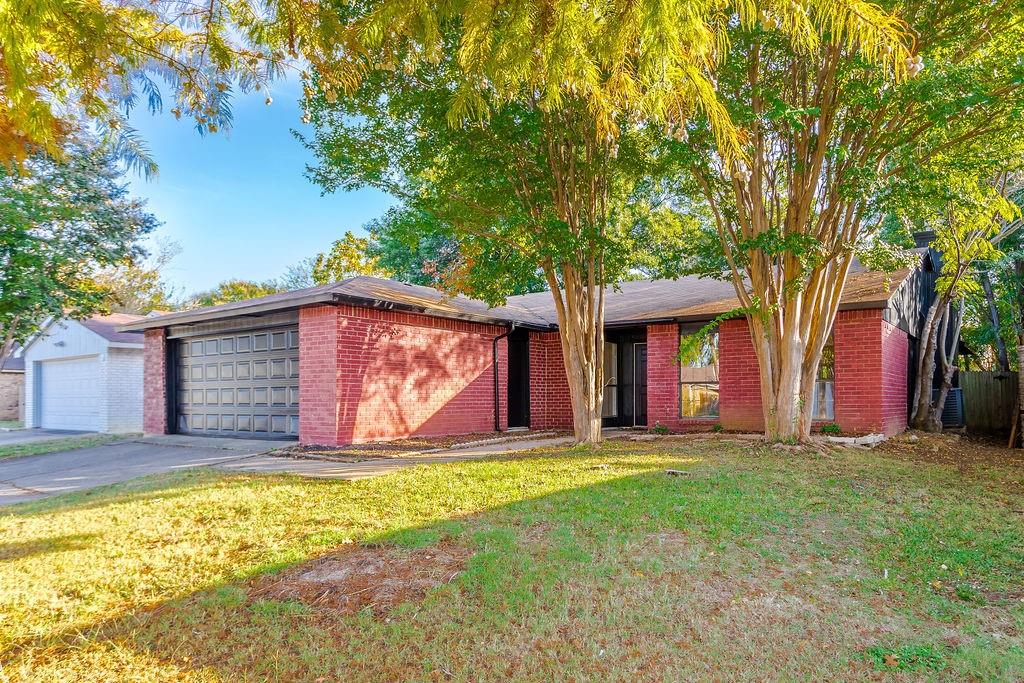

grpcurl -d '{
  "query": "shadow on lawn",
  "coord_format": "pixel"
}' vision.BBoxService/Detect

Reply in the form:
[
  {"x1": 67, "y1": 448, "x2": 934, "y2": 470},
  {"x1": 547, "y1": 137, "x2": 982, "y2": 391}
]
[
  {"x1": 3, "y1": 452, "x2": 744, "y2": 678},
  {"x1": 5, "y1": 442, "x2": 1024, "y2": 681},
  {"x1": 0, "y1": 533, "x2": 98, "y2": 562}
]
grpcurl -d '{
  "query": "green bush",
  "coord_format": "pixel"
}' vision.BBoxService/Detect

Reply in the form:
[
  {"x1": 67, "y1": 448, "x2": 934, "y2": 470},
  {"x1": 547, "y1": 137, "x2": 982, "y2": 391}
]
[
  {"x1": 650, "y1": 423, "x2": 670, "y2": 435},
  {"x1": 820, "y1": 423, "x2": 842, "y2": 435}
]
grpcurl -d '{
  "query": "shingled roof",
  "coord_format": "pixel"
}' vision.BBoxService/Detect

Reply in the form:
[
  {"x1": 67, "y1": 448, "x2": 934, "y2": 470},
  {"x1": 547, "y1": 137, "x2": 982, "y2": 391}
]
[
  {"x1": 120, "y1": 262, "x2": 918, "y2": 332},
  {"x1": 80, "y1": 313, "x2": 147, "y2": 344}
]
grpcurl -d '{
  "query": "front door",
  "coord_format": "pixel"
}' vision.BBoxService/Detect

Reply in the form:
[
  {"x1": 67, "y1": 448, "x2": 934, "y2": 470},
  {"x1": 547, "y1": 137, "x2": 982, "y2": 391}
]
[
  {"x1": 602, "y1": 329, "x2": 648, "y2": 428},
  {"x1": 507, "y1": 329, "x2": 530, "y2": 428}
]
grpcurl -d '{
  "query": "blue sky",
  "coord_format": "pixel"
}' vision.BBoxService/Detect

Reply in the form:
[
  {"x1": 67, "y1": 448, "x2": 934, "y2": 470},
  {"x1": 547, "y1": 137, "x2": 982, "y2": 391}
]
[{"x1": 127, "y1": 78, "x2": 395, "y2": 295}]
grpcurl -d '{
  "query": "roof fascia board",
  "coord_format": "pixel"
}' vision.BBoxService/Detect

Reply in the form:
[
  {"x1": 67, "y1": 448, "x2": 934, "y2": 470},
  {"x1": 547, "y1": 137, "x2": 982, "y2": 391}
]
[
  {"x1": 329, "y1": 293, "x2": 553, "y2": 330},
  {"x1": 117, "y1": 292, "x2": 339, "y2": 331}
]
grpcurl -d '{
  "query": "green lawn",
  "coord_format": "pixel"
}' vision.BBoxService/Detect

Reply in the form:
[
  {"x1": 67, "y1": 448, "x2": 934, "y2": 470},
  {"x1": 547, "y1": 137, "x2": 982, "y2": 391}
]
[
  {"x1": 0, "y1": 420, "x2": 23, "y2": 430},
  {"x1": 1, "y1": 437, "x2": 1022, "y2": 681},
  {"x1": 0, "y1": 433, "x2": 136, "y2": 461}
]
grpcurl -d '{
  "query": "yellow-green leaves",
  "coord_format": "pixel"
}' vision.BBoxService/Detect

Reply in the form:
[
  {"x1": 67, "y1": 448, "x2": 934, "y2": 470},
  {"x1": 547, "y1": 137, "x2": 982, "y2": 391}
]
[{"x1": 340, "y1": 0, "x2": 912, "y2": 166}]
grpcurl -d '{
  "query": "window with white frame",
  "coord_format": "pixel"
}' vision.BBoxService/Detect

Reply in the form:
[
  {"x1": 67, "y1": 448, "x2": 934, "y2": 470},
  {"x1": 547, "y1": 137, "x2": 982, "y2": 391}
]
[{"x1": 679, "y1": 325, "x2": 719, "y2": 418}]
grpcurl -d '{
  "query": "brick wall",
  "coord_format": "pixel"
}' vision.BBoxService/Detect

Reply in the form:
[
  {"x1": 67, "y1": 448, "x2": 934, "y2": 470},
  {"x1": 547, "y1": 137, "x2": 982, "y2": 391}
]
[
  {"x1": 834, "y1": 309, "x2": 908, "y2": 435},
  {"x1": 298, "y1": 305, "x2": 341, "y2": 445},
  {"x1": 881, "y1": 318, "x2": 910, "y2": 435},
  {"x1": 643, "y1": 311, "x2": 909, "y2": 436},
  {"x1": 718, "y1": 318, "x2": 765, "y2": 431},
  {"x1": 143, "y1": 328, "x2": 168, "y2": 434},
  {"x1": 298, "y1": 305, "x2": 509, "y2": 445},
  {"x1": 103, "y1": 348, "x2": 144, "y2": 433},
  {"x1": 528, "y1": 331, "x2": 572, "y2": 429},
  {"x1": 0, "y1": 372, "x2": 22, "y2": 421}
]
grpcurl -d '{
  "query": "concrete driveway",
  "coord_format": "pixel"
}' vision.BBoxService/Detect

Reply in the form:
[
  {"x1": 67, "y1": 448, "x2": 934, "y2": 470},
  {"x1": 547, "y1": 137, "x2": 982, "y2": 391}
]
[
  {"x1": 0, "y1": 433, "x2": 574, "y2": 507},
  {"x1": 0, "y1": 436, "x2": 274, "y2": 506},
  {"x1": 0, "y1": 429, "x2": 93, "y2": 446}
]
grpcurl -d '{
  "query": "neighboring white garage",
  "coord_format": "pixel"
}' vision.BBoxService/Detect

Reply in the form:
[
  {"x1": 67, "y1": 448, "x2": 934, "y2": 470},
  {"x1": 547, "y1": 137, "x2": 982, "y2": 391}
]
[{"x1": 23, "y1": 314, "x2": 147, "y2": 433}]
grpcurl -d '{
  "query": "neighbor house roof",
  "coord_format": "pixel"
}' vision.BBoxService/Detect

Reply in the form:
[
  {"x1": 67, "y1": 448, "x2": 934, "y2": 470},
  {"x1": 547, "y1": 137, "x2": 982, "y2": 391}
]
[
  {"x1": 120, "y1": 261, "x2": 918, "y2": 333},
  {"x1": 0, "y1": 355, "x2": 24, "y2": 372},
  {"x1": 80, "y1": 313, "x2": 147, "y2": 344}
]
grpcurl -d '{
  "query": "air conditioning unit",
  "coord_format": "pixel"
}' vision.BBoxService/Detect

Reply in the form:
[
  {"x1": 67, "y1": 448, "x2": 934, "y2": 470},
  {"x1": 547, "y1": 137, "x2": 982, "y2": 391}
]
[{"x1": 933, "y1": 387, "x2": 963, "y2": 427}]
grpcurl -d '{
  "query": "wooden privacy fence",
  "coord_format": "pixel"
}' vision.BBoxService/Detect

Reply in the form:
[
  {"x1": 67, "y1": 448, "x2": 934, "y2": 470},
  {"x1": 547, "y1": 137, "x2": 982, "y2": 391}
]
[{"x1": 960, "y1": 371, "x2": 1018, "y2": 433}]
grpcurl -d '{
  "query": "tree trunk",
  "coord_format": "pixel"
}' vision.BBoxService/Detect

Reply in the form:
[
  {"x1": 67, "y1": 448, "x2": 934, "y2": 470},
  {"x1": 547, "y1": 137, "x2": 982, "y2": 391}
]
[
  {"x1": 910, "y1": 296, "x2": 946, "y2": 429},
  {"x1": 926, "y1": 302, "x2": 962, "y2": 432},
  {"x1": 543, "y1": 261, "x2": 605, "y2": 444},
  {"x1": 743, "y1": 262, "x2": 847, "y2": 443},
  {"x1": 981, "y1": 272, "x2": 1010, "y2": 372},
  {"x1": 912, "y1": 298, "x2": 961, "y2": 432}
]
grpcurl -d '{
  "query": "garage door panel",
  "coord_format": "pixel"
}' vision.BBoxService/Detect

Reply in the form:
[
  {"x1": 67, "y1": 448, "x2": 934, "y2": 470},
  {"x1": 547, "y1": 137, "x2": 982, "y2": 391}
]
[
  {"x1": 175, "y1": 325, "x2": 298, "y2": 439},
  {"x1": 40, "y1": 356, "x2": 101, "y2": 431}
]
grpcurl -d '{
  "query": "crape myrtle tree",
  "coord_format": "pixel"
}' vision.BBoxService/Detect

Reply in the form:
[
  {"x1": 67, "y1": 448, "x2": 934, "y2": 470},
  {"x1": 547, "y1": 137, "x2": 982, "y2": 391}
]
[
  {"x1": 0, "y1": 140, "x2": 158, "y2": 364},
  {"x1": 671, "y1": 0, "x2": 1024, "y2": 440},
  {"x1": 304, "y1": 0, "x2": 896, "y2": 442},
  {"x1": 305, "y1": 49, "x2": 666, "y2": 443}
]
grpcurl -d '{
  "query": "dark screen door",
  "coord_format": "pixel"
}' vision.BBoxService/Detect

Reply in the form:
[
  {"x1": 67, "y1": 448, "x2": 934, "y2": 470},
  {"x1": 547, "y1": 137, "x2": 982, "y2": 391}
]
[
  {"x1": 634, "y1": 343, "x2": 648, "y2": 427},
  {"x1": 507, "y1": 330, "x2": 530, "y2": 428}
]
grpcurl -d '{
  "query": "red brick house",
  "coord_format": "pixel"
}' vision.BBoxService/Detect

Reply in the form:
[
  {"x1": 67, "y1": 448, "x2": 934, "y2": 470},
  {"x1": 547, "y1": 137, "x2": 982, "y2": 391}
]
[{"x1": 122, "y1": 257, "x2": 933, "y2": 444}]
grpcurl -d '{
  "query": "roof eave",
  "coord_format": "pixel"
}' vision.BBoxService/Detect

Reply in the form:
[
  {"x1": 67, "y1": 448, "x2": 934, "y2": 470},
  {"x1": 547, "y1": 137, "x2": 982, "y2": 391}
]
[
  {"x1": 329, "y1": 292, "x2": 552, "y2": 330},
  {"x1": 117, "y1": 292, "x2": 340, "y2": 332},
  {"x1": 117, "y1": 291, "x2": 553, "y2": 333}
]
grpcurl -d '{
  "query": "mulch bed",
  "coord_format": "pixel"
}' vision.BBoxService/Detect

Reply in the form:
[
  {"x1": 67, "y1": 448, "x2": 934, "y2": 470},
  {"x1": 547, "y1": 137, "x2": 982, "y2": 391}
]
[
  {"x1": 249, "y1": 541, "x2": 471, "y2": 617},
  {"x1": 878, "y1": 431, "x2": 1024, "y2": 471}
]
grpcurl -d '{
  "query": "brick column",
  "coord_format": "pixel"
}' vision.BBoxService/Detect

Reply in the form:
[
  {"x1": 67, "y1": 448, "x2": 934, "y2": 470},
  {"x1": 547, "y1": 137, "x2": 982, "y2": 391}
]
[
  {"x1": 143, "y1": 328, "x2": 168, "y2": 434},
  {"x1": 496, "y1": 335, "x2": 509, "y2": 432},
  {"x1": 719, "y1": 318, "x2": 764, "y2": 431},
  {"x1": 529, "y1": 332, "x2": 572, "y2": 429},
  {"x1": 834, "y1": 309, "x2": 908, "y2": 435},
  {"x1": 646, "y1": 323, "x2": 680, "y2": 429},
  {"x1": 298, "y1": 305, "x2": 341, "y2": 445}
]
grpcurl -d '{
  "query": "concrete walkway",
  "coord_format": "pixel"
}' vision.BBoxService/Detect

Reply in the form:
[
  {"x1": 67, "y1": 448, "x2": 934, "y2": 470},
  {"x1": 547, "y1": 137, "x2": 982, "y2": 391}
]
[{"x1": 216, "y1": 435, "x2": 576, "y2": 480}]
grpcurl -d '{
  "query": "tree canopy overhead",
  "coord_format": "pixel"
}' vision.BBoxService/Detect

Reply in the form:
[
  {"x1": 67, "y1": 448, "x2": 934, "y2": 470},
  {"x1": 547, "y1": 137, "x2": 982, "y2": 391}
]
[{"x1": 0, "y1": 0, "x2": 347, "y2": 171}]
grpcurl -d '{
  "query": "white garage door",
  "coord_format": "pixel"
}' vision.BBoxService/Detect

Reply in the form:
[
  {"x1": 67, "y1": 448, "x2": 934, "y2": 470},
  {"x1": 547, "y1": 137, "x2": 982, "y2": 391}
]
[{"x1": 40, "y1": 356, "x2": 101, "y2": 431}]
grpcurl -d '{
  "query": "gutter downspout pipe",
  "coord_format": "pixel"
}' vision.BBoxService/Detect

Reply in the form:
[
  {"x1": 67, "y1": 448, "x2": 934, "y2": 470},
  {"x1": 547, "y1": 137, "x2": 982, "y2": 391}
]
[{"x1": 493, "y1": 323, "x2": 516, "y2": 432}]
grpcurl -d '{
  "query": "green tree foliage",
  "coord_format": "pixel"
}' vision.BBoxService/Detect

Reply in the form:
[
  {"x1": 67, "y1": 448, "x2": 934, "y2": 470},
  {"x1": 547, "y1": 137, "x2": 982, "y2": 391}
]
[
  {"x1": 93, "y1": 239, "x2": 182, "y2": 314},
  {"x1": 0, "y1": 0, "x2": 350, "y2": 171},
  {"x1": 907, "y1": 171, "x2": 1021, "y2": 431},
  {"x1": 312, "y1": 231, "x2": 389, "y2": 284},
  {"x1": 0, "y1": 140, "x2": 158, "y2": 361},
  {"x1": 306, "y1": 31, "x2": 669, "y2": 441},
  {"x1": 364, "y1": 206, "x2": 547, "y2": 294},
  {"x1": 186, "y1": 279, "x2": 283, "y2": 308},
  {"x1": 671, "y1": 0, "x2": 1023, "y2": 439}
]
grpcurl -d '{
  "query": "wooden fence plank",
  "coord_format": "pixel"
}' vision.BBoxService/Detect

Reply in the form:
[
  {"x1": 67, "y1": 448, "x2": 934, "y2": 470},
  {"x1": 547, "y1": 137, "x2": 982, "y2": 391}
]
[{"x1": 961, "y1": 371, "x2": 1018, "y2": 433}]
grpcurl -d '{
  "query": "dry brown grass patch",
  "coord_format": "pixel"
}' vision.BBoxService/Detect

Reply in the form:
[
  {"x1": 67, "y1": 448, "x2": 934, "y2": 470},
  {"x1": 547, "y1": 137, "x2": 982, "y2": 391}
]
[{"x1": 249, "y1": 541, "x2": 471, "y2": 616}]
